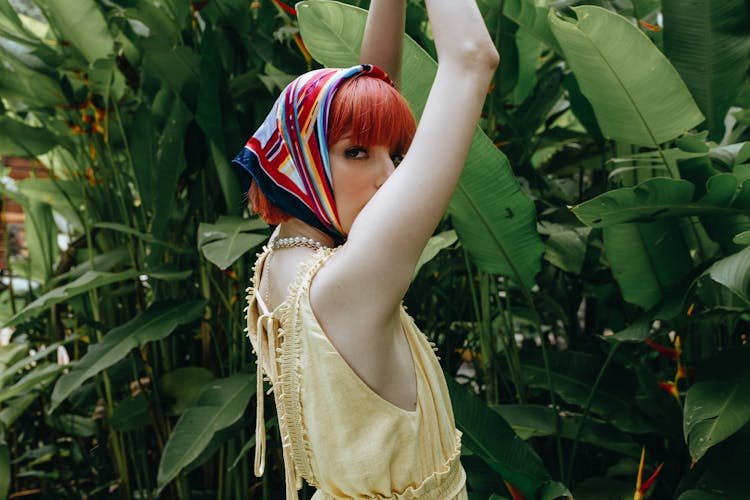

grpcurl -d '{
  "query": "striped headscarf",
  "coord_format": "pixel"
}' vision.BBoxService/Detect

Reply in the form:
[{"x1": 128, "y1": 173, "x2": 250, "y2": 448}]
[{"x1": 232, "y1": 64, "x2": 393, "y2": 238}]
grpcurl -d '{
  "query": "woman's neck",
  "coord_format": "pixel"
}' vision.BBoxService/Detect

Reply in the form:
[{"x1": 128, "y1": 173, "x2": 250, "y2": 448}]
[{"x1": 276, "y1": 219, "x2": 335, "y2": 248}]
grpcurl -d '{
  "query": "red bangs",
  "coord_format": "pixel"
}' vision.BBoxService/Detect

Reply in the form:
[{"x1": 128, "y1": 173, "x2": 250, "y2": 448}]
[{"x1": 327, "y1": 76, "x2": 416, "y2": 154}]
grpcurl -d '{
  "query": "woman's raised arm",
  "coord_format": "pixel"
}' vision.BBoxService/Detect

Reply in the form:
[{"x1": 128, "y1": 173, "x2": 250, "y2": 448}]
[
  {"x1": 359, "y1": 0, "x2": 406, "y2": 86},
  {"x1": 321, "y1": 0, "x2": 499, "y2": 322}
]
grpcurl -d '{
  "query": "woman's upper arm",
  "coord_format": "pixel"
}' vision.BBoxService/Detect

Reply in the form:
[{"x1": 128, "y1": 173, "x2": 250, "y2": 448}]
[
  {"x1": 330, "y1": 1, "x2": 500, "y2": 318},
  {"x1": 359, "y1": 0, "x2": 406, "y2": 85}
]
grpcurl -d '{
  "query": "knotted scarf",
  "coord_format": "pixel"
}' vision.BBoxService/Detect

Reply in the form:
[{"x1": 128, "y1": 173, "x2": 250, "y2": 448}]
[{"x1": 232, "y1": 64, "x2": 393, "y2": 238}]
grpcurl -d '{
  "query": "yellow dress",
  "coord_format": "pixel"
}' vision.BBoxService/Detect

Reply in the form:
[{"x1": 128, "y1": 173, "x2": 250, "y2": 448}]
[{"x1": 246, "y1": 246, "x2": 468, "y2": 499}]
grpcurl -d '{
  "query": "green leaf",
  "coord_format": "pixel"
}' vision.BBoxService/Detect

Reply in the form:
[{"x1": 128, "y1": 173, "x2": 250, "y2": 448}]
[
  {"x1": 45, "y1": 412, "x2": 96, "y2": 437},
  {"x1": 149, "y1": 96, "x2": 191, "y2": 242},
  {"x1": 493, "y1": 404, "x2": 640, "y2": 457},
  {"x1": 539, "y1": 222, "x2": 590, "y2": 274},
  {"x1": 110, "y1": 393, "x2": 150, "y2": 431},
  {"x1": 0, "y1": 116, "x2": 68, "y2": 156},
  {"x1": 3, "y1": 270, "x2": 139, "y2": 328},
  {"x1": 93, "y1": 222, "x2": 189, "y2": 253},
  {"x1": 0, "y1": 343, "x2": 28, "y2": 383},
  {"x1": 0, "y1": 57, "x2": 63, "y2": 107},
  {"x1": 501, "y1": 0, "x2": 561, "y2": 53},
  {"x1": 156, "y1": 372, "x2": 255, "y2": 492},
  {"x1": 662, "y1": 0, "x2": 750, "y2": 141},
  {"x1": 0, "y1": 363, "x2": 62, "y2": 404},
  {"x1": 17, "y1": 178, "x2": 85, "y2": 231},
  {"x1": 678, "y1": 491, "x2": 724, "y2": 500},
  {"x1": 413, "y1": 230, "x2": 457, "y2": 279},
  {"x1": 0, "y1": 439, "x2": 8, "y2": 500},
  {"x1": 34, "y1": 0, "x2": 114, "y2": 64},
  {"x1": 50, "y1": 300, "x2": 205, "y2": 410},
  {"x1": 445, "y1": 375, "x2": 552, "y2": 498},
  {"x1": 128, "y1": 104, "x2": 157, "y2": 214},
  {"x1": 684, "y1": 350, "x2": 750, "y2": 462},
  {"x1": 159, "y1": 366, "x2": 215, "y2": 415},
  {"x1": 229, "y1": 435, "x2": 256, "y2": 470},
  {"x1": 732, "y1": 231, "x2": 750, "y2": 245},
  {"x1": 195, "y1": 26, "x2": 240, "y2": 214},
  {"x1": 198, "y1": 216, "x2": 268, "y2": 269},
  {"x1": 572, "y1": 177, "x2": 695, "y2": 227},
  {"x1": 298, "y1": 0, "x2": 544, "y2": 289},
  {"x1": 520, "y1": 350, "x2": 656, "y2": 434},
  {"x1": 708, "y1": 247, "x2": 750, "y2": 303},
  {"x1": 0, "y1": 390, "x2": 41, "y2": 429},
  {"x1": 0, "y1": 335, "x2": 80, "y2": 388},
  {"x1": 603, "y1": 221, "x2": 693, "y2": 309},
  {"x1": 548, "y1": 6, "x2": 703, "y2": 147}
]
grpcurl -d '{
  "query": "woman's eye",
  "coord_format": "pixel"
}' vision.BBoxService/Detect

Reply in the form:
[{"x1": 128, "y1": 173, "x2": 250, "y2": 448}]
[
  {"x1": 391, "y1": 154, "x2": 404, "y2": 167},
  {"x1": 344, "y1": 147, "x2": 367, "y2": 159}
]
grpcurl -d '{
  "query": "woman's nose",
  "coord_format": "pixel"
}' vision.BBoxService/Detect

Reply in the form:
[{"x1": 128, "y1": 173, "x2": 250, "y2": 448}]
[{"x1": 375, "y1": 152, "x2": 395, "y2": 188}]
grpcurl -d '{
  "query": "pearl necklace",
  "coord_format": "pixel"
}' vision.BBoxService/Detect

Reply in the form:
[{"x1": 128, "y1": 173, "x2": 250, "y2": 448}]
[
  {"x1": 270, "y1": 236, "x2": 328, "y2": 251},
  {"x1": 264, "y1": 236, "x2": 329, "y2": 305}
]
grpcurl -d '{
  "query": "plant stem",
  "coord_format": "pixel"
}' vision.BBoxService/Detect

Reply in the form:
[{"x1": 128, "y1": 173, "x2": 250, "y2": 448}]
[{"x1": 565, "y1": 341, "x2": 620, "y2": 484}]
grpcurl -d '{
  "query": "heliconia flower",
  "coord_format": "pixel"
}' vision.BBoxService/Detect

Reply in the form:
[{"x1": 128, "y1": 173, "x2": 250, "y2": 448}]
[
  {"x1": 634, "y1": 446, "x2": 664, "y2": 500},
  {"x1": 638, "y1": 19, "x2": 661, "y2": 31},
  {"x1": 271, "y1": 0, "x2": 296, "y2": 16},
  {"x1": 503, "y1": 480, "x2": 525, "y2": 500},
  {"x1": 293, "y1": 33, "x2": 312, "y2": 64},
  {"x1": 644, "y1": 338, "x2": 678, "y2": 361},
  {"x1": 657, "y1": 381, "x2": 679, "y2": 400}
]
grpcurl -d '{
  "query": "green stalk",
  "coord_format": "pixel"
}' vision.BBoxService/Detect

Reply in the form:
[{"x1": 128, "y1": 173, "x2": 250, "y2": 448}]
[
  {"x1": 82, "y1": 213, "x2": 131, "y2": 497},
  {"x1": 565, "y1": 342, "x2": 620, "y2": 485},
  {"x1": 478, "y1": 272, "x2": 496, "y2": 403}
]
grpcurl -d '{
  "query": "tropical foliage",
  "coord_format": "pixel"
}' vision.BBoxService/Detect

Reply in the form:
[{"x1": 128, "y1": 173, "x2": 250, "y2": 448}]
[{"x1": 0, "y1": 0, "x2": 749, "y2": 498}]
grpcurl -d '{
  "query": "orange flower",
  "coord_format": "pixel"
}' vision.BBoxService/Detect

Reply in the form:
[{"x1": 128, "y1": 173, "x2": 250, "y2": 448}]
[{"x1": 634, "y1": 447, "x2": 663, "y2": 500}]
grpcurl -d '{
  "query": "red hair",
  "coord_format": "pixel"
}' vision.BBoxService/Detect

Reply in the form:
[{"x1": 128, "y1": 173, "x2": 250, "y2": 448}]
[{"x1": 248, "y1": 75, "x2": 417, "y2": 224}]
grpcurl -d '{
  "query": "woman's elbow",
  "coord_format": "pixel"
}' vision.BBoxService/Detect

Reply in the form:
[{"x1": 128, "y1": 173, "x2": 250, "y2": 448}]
[{"x1": 456, "y1": 40, "x2": 500, "y2": 73}]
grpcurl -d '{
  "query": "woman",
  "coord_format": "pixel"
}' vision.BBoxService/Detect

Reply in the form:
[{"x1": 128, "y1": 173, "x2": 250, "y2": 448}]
[{"x1": 233, "y1": 0, "x2": 498, "y2": 497}]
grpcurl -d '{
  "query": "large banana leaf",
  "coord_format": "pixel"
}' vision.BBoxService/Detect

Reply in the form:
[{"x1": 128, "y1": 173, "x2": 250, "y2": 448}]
[
  {"x1": 32, "y1": 0, "x2": 114, "y2": 64},
  {"x1": 662, "y1": 0, "x2": 750, "y2": 141},
  {"x1": 297, "y1": 0, "x2": 544, "y2": 289},
  {"x1": 603, "y1": 221, "x2": 693, "y2": 309},
  {"x1": 684, "y1": 350, "x2": 750, "y2": 462},
  {"x1": 708, "y1": 247, "x2": 750, "y2": 303},
  {"x1": 156, "y1": 372, "x2": 255, "y2": 492},
  {"x1": 0, "y1": 48, "x2": 63, "y2": 107},
  {"x1": 548, "y1": 6, "x2": 703, "y2": 148},
  {"x1": 0, "y1": 117, "x2": 68, "y2": 156},
  {"x1": 501, "y1": 0, "x2": 560, "y2": 54},
  {"x1": 445, "y1": 375, "x2": 566, "y2": 499},
  {"x1": 50, "y1": 300, "x2": 205, "y2": 410}
]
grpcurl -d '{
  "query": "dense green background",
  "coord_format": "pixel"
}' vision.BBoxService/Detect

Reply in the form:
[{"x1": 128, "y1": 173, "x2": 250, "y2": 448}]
[{"x1": 0, "y1": 0, "x2": 749, "y2": 498}]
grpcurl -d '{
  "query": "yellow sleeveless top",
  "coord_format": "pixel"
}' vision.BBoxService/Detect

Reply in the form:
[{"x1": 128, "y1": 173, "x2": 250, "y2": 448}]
[{"x1": 245, "y1": 246, "x2": 468, "y2": 499}]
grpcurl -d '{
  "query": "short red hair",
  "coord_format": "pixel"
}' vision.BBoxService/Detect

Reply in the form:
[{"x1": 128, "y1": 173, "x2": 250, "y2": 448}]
[{"x1": 248, "y1": 75, "x2": 416, "y2": 224}]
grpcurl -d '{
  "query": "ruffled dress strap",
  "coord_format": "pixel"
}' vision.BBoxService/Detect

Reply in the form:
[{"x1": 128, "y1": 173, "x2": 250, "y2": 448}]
[{"x1": 246, "y1": 243, "x2": 337, "y2": 499}]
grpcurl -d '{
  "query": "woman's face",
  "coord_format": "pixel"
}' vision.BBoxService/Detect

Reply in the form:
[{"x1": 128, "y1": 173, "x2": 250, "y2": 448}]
[{"x1": 329, "y1": 135, "x2": 403, "y2": 234}]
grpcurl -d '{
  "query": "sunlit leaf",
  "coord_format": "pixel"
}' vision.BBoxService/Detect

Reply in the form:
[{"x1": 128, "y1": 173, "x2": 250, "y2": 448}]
[
  {"x1": 548, "y1": 6, "x2": 703, "y2": 147},
  {"x1": 156, "y1": 372, "x2": 255, "y2": 492}
]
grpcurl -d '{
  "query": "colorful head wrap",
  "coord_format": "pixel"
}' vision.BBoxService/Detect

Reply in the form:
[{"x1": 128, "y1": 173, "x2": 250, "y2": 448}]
[{"x1": 232, "y1": 64, "x2": 393, "y2": 238}]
